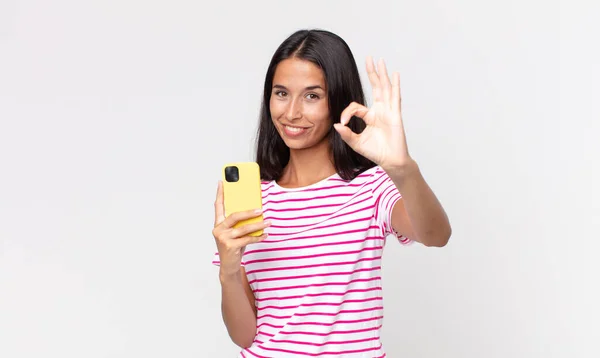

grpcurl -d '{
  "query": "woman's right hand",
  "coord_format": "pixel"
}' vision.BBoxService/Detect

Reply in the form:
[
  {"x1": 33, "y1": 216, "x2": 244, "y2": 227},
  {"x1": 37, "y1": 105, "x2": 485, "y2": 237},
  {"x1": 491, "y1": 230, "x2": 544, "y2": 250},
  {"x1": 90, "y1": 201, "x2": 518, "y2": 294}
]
[{"x1": 212, "y1": 180, "x2": 270, "y2": 278}]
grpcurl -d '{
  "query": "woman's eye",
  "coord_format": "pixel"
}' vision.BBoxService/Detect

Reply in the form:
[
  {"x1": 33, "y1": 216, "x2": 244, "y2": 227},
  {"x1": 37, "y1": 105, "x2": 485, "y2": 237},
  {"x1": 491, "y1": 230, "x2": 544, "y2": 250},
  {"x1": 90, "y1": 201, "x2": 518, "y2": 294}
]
[
  {"x1": 275, "y1": 91, "x2": 287, "y2": 97},
  {"x1": 306, "y1": 93, "x2": 319, "y2": 100}
]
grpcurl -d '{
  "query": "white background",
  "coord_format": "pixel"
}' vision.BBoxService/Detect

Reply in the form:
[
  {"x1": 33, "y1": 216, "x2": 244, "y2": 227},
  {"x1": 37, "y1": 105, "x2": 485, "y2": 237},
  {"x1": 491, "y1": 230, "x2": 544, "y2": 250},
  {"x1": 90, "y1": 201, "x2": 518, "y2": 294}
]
[{"x1": 1, "y1": 0, "x2": 599, "y2": 357}]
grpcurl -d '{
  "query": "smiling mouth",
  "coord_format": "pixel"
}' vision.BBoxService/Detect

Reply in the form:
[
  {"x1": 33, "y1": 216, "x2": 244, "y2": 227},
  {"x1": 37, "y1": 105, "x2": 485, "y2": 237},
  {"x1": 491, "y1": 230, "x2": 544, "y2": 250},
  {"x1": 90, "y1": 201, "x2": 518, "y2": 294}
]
[{"x1": 282, "y1": 124, "x2": 309, "y2": 137}]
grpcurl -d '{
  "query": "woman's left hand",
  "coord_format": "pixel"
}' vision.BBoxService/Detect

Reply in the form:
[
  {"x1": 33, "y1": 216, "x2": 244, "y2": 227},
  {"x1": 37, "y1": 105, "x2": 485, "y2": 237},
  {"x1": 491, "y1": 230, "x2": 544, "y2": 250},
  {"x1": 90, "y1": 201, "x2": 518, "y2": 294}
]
[{"x1": 334, "y1": 56, "x2": 414, "y2": 173}]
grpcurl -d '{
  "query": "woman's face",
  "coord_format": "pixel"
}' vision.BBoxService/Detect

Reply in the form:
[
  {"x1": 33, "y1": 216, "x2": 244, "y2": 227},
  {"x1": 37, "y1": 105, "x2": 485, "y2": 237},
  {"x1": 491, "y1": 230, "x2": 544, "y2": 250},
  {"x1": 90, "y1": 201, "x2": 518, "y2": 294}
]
[{"x1": 269, "y1": 58, "x2": 331, "y2": 151}]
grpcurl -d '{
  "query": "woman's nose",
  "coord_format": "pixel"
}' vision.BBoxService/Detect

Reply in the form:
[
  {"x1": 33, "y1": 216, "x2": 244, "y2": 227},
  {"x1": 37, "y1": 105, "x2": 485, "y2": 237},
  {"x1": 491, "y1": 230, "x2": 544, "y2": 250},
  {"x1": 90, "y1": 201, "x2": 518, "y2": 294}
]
[{"x1": 285, "y1": 99, "x2": 302, "y2": 121}]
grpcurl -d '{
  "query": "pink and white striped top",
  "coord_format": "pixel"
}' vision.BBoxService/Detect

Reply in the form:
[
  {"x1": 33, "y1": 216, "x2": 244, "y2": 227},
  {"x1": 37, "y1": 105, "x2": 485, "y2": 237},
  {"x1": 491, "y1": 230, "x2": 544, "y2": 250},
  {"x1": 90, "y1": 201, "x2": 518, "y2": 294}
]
[{"x1": 212, "y1": 166, "x2": 412, "y2": 357}]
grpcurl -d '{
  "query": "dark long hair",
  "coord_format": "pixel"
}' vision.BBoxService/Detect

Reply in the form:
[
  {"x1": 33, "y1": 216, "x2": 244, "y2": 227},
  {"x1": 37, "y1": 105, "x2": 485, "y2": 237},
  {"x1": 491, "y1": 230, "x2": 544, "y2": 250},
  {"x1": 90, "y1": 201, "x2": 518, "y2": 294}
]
[{"x1": 255, "y1": 29, "x2": 375, "y2": 181}]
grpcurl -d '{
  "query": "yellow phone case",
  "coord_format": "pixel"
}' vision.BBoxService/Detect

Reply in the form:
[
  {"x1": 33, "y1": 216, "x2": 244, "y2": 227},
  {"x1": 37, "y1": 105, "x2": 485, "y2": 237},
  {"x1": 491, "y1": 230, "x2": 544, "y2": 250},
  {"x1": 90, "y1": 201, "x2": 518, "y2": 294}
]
[{"x1": 222, "y1": 162, "x2": 263, "y2": 236}]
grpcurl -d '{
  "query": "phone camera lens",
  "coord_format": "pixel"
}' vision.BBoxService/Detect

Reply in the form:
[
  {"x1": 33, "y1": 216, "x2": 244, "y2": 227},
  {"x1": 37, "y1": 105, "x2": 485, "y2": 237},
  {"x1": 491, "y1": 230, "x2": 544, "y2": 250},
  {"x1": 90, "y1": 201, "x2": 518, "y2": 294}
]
[{"x1": 224, "y1": 166, "x2": 239, "y2": 182}]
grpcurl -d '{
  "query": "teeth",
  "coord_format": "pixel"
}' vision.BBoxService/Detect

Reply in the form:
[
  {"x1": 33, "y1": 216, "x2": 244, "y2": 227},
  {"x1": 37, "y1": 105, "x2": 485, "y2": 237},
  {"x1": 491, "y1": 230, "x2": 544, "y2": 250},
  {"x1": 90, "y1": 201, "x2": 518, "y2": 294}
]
[{"x1": 285, "y1": 125, "x2": 304, "y2": 133}]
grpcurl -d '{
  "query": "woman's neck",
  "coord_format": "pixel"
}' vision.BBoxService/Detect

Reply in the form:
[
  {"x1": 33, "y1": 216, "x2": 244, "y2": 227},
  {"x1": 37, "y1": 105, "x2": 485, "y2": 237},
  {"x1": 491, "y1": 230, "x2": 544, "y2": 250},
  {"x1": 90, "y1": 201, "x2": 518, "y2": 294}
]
[{"x1": 278, "y1": 139, "x2": 336, "y2": 188}]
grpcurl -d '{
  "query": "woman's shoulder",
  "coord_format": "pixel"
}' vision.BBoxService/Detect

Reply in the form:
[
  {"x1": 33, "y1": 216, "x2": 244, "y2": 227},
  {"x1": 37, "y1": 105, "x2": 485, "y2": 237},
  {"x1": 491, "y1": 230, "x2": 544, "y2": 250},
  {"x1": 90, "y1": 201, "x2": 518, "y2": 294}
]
[
  {"x1": 260, "y1": 179, "x2": 276, "y2": 192},
  {"x1": 351, "y1": 165, "x2": 386, "y2": 182},
  {"x1": 258, "y1": 165, "x2": 386, "y2": 193},
  {"x1": 358, "y1": 165, "x2": 384, "y2": 176}
]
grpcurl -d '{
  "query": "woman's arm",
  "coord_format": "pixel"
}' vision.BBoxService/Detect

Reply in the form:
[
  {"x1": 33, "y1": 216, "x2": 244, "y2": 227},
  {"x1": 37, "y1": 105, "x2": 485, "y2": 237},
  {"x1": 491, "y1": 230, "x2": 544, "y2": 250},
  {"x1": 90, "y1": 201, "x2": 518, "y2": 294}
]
[
  {"x1": 219, "y1": 267, "x2": 257, "y2": 348},
  {"x1": 334, "y1": 58, "x2": 450, "y2": 247},
  {"x1": 213, "y1": 181, "x2": 269, "y2": 348},
  {"x1": 388, "y1": 160, "x2": 451, "y2": 247}
]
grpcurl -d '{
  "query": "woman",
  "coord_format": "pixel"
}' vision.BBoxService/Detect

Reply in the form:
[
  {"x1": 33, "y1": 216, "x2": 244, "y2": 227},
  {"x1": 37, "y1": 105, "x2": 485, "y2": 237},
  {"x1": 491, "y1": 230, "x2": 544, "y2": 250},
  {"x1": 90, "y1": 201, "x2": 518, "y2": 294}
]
[{"x1": 212, "y1": 29, "x2": 451, "y2": 357}]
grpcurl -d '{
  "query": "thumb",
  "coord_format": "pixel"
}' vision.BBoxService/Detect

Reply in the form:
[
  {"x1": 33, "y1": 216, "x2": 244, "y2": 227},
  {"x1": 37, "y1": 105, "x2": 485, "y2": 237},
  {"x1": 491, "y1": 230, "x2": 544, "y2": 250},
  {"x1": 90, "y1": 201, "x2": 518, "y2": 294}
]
[{"x1": 334, "y1": 123, "x2": 360, "y2": 148}]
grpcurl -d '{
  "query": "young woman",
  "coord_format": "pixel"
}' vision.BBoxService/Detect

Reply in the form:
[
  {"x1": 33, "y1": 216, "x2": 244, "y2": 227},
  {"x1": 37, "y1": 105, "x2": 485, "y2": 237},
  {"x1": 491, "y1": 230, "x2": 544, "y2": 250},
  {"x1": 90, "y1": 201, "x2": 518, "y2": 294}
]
[{"x1": 212, "y1": 29, "x2": 451, "y2": 357}]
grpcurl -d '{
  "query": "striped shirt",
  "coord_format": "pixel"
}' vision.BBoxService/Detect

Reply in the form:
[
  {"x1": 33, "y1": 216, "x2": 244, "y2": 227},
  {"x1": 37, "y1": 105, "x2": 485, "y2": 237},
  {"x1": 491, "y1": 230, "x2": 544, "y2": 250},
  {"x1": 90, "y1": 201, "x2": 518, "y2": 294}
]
[{"x1": 212, "y1": 166, "x2": 412, "y2": 357}]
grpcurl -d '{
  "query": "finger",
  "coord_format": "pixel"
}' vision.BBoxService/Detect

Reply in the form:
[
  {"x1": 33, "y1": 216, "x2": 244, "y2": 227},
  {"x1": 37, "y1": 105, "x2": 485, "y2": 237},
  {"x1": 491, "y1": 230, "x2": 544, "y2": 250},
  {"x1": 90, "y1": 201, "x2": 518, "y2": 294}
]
[
  {"x1": 377, "y1": 58, "x2": 392, "y2": 105},
  {"x1": 391, "y1": 71, "x2": 402, "y2": 112},
  {"x1": 228, "y1": 219, "x2": 272, "y2": 240},
  {"x1": 333, "y1": 123, "x2": 361, "y2": 149},
  {"x1": 366, "y1": 56, "x2": 382, "y2": 102},
  {"x1": 214, "y1": 180, "x2": 225, "y2": 226},
  {"x1": 340, "y1": 102, "x2": 371, "y2": 126},
  {"x1": 222, "y1": 208, "x2": 264, "y2": 229}
]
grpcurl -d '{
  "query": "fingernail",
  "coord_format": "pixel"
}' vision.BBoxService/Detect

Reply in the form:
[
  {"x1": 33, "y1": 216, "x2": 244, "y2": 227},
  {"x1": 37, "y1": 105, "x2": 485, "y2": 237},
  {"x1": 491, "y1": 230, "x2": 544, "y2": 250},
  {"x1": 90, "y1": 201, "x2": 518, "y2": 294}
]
[
  {"x1": 264, "y1": 220, "x2": 272, "y2": 226},
  {"x1": 254, "y1": 208, "x2": 263, "y2": 214}
]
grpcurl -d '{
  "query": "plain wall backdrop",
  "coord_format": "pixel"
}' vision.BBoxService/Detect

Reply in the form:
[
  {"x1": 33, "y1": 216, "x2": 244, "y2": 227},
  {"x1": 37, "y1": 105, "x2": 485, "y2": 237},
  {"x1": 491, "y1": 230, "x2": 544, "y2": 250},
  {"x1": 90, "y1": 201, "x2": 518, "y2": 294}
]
[{"x1": 1, "y1": 0, "x2": 599, "y2": 357}]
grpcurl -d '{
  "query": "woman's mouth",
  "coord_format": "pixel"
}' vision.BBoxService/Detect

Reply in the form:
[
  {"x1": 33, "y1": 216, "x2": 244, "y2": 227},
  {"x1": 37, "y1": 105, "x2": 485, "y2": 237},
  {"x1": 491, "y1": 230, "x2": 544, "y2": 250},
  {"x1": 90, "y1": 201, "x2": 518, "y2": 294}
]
[{"x1": 282, "y1": 124, "x2": 308, "y2": 137}]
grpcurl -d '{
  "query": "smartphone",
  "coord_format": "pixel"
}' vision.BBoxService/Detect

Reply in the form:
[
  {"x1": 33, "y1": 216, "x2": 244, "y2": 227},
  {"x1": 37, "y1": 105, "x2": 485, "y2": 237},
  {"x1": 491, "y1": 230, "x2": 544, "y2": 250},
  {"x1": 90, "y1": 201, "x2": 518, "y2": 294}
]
[{"x1": 222, "y1": 162, "x2": 264, "y2": 236}]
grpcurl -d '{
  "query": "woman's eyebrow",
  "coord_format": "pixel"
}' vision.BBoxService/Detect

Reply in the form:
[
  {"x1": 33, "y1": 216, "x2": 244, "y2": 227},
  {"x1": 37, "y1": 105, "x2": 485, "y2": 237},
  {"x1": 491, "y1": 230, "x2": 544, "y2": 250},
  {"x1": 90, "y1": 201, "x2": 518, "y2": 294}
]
[{"x1": 272, "y1": 84, "x2": 325, "y2": 91}]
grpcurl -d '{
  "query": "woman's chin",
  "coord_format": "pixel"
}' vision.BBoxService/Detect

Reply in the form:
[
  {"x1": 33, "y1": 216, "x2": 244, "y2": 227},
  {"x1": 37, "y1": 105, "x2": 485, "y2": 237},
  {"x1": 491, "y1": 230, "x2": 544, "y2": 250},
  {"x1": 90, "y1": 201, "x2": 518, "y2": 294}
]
[{"x1": 283, "y1": 140, "x2": 309, "y2": 150}]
